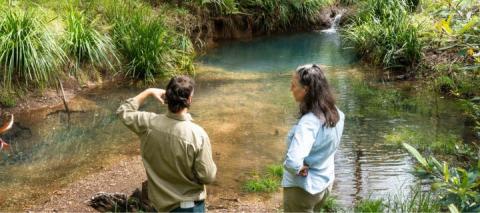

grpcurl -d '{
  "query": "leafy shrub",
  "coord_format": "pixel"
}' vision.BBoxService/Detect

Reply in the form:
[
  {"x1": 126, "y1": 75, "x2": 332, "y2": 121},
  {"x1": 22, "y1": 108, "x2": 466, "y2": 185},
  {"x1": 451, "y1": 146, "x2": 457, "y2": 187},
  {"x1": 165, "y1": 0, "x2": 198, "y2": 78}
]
[{"x1": 403, "y1": 143, "x2": 480, "y2": 212}]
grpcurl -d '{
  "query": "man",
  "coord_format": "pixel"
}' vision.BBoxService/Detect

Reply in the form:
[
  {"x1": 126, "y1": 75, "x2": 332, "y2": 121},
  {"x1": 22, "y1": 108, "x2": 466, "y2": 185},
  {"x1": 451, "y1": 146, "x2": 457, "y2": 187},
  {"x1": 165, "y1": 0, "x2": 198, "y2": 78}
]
[{"x1": 117, "y1": 75, "x2": 217, "y2": 212}]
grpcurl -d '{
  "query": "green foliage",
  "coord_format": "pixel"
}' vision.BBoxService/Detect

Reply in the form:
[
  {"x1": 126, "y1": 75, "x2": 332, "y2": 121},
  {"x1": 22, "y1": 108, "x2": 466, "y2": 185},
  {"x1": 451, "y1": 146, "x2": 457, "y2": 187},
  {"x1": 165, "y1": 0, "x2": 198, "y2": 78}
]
[
  {"x1": 318, "y1": 196, "x2": 340, "y2": 212},
  {"x1": 0, "y1": 7, "x2": 65, "y2": 89},
  {"x1": 243, "y1": 164, "x2": 283, "y2": 193},
  {"x1": 107, "y1": 1, "x2": 194, "y2": 83},
  {"x1": 354, "y1": 198, "x2": 384, "y2": 213},
  {"x1": 403, "y1": 143, "x2": 480, "y2": 212},
  {"x1": 198, "y1": 0, "x2": 239, "y2": 15},
  {"x1": 62, "y1": 8, "x2": 117, "y2": 76},
  {"x1": 243, "y1": 177, "x2": 279, "y2": 192},
  {"x1": 188, "y1": 0, "x2": 333, "y2": 32},
  {"x1": 243, "y1": 0, "x2": 333, "y2": 32},
  {"x1": 343, "y1": 0, "x2": 422, "y2": 70},
  {"x1": 386, "y1": 185, "x2": 441, "y2": 212},
  {"x1": 266, "y1": 164, "x2": 283, "y2": 178},
  {"x1": 385, "y1": 127, "x2": 462, "y2": 154},
  {"x1": 463, "y1": 98, "x2": 480, "y2": 135},
  {"x1": 0, "y1": 90, "x2": 16, "y2": 107},
  {"x1": 420, "y1": 0, "x2": 480, "y2": 97}
]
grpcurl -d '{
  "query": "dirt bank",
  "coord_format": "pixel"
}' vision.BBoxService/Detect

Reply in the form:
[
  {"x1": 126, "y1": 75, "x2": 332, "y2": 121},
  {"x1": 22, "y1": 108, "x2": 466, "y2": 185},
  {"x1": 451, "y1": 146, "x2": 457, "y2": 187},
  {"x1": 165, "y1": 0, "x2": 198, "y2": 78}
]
[{"x1": 29, "y1": 155, "x2": 282, "y2": 212}]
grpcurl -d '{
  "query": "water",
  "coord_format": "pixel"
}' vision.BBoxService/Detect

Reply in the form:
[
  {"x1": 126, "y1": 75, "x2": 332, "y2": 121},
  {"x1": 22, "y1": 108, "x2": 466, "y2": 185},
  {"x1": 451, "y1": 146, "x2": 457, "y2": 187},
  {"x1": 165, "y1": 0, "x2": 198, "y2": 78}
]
[
  {"x1": 321, "y1": 13, "x2": 343, "y2": 33},
  {"x1": 0, "y1": 31, "x2": 466, "y2": 210}
]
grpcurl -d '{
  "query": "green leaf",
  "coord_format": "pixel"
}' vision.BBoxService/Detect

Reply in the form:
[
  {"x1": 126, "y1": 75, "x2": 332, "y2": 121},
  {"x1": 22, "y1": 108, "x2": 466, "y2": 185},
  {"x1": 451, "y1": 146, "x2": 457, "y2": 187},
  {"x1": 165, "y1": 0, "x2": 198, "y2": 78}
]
[
  {"x1": 403, "y1": 143, "x2": 428, "y2": 167},
  {"x1": 448, "y1": 204, "x2": 460, "y2": 213},
  {"x1": 458, "y1": 16, "x2": 479, "y2": 35},
  {"x1": 443, "y1": 162, "x2": 450, "y2": 182}
]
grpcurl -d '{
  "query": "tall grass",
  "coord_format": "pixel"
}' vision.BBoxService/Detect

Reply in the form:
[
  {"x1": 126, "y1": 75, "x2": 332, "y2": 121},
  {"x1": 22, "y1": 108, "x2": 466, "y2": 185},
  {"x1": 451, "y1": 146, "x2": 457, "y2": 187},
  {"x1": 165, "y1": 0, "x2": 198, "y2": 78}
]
[
  {"x1": 62, "y1": 8, "x2": 117, "y2": 77},
  {"x1": 104, "y1": 0, "x2": 194, "y2": 83},
  {"x1": 343, "y1": 0, "x2": 422, "y2": 70},
  {"x1": 386, "y1": 186, "x2": 441, "y2": 212},
  {"x1": 0, "y1": 7, "x2": 65, "y2": 89}
]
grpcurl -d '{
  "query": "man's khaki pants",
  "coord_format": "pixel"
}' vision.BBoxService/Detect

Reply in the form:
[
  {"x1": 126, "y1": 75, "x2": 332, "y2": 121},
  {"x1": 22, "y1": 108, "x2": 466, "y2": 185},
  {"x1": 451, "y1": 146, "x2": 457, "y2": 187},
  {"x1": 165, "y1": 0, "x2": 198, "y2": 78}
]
[{"x1": 283, "y1": 184, "x2": 332, "y2": 213}]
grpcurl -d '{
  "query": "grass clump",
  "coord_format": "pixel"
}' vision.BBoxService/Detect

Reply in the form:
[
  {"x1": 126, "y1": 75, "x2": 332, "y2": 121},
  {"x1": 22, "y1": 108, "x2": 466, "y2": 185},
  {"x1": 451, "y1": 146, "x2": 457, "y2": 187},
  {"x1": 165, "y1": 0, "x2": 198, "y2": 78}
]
[
  {"x1": 62, "y1": 8, "x2": 117, "y2": 79},
  {"x1": 0, "y1": 7, "x2": 65, "y2": 90},
  {"x1": 386, "y1": 186, "x2": 441, "y2": 212},
  {"x1": 107, "y1": 1, "x2": 194, "y2": 83},
  {"x1": 266, "y1": 164, "x2": 283, "y2": 178},
  {"x1": 243, "y1": 164, "x2": 282, "y2": 193},
  {"x1": 354, "y1": 198, "x2": 384, "y2": 213},
  {"x1": 243, "y1": 177, "x2": 279, "y2": 193},
  {"x1": 318, "y1": 196, "x2": 340, "y2": 212}
]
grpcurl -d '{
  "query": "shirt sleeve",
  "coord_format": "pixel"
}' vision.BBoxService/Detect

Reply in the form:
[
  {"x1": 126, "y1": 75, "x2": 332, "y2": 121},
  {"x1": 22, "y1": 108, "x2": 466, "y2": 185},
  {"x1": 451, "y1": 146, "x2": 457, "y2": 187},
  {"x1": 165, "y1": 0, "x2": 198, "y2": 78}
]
[
  {"x1": 283, "y1": 117, "x2": 318, "y2": 175},
  {"x1": 194, "y1": 133, "x2": 217, "y2": 184},
  {"x1": 116, "y1": 98, "x2": 155, "y2": 136}
]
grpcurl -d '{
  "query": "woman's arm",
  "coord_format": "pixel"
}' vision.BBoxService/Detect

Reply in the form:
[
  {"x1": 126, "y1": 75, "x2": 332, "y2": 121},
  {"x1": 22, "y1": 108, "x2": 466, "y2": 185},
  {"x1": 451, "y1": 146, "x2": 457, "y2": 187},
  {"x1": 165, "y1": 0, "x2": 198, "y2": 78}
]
[{"x1": 283, "y1": 118, "x2": 318, "y2": 176}]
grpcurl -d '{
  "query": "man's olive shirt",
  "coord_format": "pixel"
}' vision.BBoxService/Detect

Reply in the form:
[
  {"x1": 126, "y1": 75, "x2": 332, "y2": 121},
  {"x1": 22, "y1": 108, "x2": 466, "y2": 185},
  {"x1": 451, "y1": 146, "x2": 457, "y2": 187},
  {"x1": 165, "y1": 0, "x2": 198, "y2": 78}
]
[{"x1": 117, "y1": 98, "x2": 217, "y2": 211}]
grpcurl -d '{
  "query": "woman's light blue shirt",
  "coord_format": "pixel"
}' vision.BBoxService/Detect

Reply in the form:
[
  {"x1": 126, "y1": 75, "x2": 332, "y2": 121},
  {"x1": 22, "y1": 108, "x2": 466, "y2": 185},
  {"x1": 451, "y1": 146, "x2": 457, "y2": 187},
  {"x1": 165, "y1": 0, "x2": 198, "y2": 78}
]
[{"x1": 282, "y1": 110, "x2": 345, "y2": 195}]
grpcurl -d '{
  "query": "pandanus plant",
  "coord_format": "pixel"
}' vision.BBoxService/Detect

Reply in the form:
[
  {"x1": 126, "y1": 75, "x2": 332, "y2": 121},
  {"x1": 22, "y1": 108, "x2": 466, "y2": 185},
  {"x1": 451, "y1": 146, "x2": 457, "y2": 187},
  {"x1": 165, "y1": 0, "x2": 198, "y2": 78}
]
[{"x1": 0, "y1": 113, "x2": 14, "y2": 151}]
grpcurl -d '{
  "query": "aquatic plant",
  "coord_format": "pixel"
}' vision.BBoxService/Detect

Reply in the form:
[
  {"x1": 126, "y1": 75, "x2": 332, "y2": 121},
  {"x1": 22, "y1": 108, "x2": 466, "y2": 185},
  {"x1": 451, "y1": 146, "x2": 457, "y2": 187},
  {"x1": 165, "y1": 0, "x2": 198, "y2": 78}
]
[
  {"x1": 403, "y1": 143, "x2": 480, "y2": 212},
  {"x1": 62, "y1": 9, "x2": 117, "y2": 77},
  {"x1": 0, "y1": 7, "x2": 65, "y2": 89}
]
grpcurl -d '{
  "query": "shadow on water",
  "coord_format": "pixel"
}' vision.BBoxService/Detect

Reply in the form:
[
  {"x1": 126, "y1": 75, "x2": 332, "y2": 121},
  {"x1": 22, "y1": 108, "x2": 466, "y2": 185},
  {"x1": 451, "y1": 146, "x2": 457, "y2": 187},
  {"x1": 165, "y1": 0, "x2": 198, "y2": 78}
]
[{"x1": 0, "y1": 31, "x2": 467, "y2": 210}]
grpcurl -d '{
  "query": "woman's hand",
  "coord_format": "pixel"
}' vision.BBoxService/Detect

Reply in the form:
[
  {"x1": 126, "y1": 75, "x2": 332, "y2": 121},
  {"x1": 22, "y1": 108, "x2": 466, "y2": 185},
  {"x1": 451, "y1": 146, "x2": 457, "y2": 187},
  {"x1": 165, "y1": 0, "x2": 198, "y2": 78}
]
[
  {"x1": 297, "y1": 165, "x2": 309, "y2": 177},
  {"x1": 147, "y1": 88, "x2": 166, "y2": 104}
]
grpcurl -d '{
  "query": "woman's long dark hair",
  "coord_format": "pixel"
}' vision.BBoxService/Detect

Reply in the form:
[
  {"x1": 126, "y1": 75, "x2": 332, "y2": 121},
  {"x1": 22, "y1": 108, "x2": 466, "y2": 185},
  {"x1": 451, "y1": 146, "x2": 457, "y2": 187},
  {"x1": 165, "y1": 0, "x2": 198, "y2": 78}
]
[{"x1": 296, "y1": 64, "x2": 339, "y2": 128}]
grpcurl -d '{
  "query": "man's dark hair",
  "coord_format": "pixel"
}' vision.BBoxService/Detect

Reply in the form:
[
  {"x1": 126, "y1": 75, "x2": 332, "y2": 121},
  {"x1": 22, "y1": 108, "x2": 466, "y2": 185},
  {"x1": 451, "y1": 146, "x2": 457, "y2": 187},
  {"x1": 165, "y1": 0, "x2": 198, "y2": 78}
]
[{"x1": 165, "y1": 75, "x2": 195, "y2": 113}]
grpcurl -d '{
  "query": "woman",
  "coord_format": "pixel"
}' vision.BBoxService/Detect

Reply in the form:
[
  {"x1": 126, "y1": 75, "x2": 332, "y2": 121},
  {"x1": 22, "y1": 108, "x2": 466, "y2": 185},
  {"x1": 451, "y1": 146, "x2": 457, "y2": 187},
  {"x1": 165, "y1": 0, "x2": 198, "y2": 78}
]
[{"x1": 283, "y1": 64, "x2": 345, "y2": 212}]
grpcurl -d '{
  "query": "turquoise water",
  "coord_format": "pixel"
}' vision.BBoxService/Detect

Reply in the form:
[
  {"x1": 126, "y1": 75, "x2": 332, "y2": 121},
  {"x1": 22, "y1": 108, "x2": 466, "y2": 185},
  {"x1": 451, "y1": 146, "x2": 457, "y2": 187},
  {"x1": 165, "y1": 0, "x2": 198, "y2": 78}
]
[
  {"x1": 200, "y1": 32, "x2": 358, "y2": 72},
  {"x1": 0, "y1": 31, "x2": 467, "y2": 210}
]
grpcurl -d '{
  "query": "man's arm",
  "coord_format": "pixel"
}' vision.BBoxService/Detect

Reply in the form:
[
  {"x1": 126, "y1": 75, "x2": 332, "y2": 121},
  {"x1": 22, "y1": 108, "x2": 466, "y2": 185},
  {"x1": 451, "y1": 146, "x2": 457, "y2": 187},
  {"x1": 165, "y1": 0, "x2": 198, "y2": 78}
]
[
  {"x1": 194, "y1": 134, "x2": 217, "y2": 184},
  {"x1": 116, "y1": 88, "x2": 165, "y2": 135}
]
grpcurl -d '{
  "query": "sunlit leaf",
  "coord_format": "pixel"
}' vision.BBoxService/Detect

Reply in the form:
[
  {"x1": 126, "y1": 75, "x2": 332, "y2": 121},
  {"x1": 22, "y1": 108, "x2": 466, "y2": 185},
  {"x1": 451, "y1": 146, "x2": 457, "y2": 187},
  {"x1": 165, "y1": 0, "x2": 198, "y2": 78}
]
[{"x1": 403, "y1": 143, "x2": 428, "y2": 167}]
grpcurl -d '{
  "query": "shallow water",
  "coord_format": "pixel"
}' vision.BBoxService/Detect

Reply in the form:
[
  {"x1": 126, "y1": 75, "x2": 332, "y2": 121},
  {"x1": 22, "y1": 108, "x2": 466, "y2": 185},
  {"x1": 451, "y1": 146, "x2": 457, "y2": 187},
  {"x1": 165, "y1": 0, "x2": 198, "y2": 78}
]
[{"x1": 0, "y1": 32, "x2": 466, "y2": 209}]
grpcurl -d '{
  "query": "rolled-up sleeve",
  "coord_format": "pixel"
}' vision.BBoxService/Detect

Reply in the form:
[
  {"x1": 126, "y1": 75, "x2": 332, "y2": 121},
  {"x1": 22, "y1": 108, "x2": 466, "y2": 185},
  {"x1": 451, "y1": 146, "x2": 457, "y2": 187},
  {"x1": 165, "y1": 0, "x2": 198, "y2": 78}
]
[
  {"x1": 194, "y1": 134, "x2": 217, "y2": 184},
  {"x1": 116, "y1": 98, "x2": 155, "y2": 135},
  {"x1": 283, "y1": 118, "x2": 317, "y2": 175}
]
